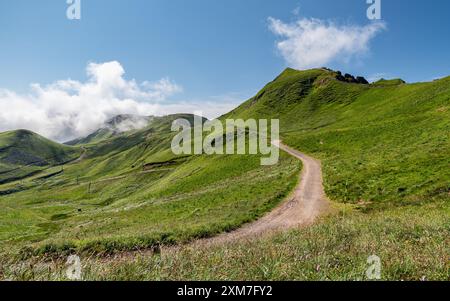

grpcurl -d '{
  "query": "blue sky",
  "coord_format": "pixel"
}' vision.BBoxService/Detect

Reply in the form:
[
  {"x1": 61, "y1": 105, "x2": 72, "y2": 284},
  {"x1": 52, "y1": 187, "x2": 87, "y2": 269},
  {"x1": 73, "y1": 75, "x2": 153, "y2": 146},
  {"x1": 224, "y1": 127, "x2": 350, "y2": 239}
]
[{"x1": 1, "y1": 0, "x2": 450, "y2": 140}]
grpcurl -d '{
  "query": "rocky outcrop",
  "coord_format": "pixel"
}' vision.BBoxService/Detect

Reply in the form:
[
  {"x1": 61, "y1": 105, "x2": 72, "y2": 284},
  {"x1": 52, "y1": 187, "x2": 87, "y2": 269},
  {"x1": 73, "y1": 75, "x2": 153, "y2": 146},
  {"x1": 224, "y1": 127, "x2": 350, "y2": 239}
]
[{"x1": 335, "y1": 71, "x2": 369, "y2": 85}]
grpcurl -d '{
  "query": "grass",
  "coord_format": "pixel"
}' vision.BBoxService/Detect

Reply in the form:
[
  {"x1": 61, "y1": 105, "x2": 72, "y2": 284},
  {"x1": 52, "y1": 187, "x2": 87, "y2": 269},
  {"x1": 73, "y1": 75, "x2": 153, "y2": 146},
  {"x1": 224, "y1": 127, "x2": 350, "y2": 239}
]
[
  {"x1": 2, "y1": 198, "x2": 447, "y2": 281},
  {"x1": 0, "y1": 115, "x2": 300, "y2": 257},
  {"x1": 0, "y1": 68, "x2": 448, "y2": 280},
  {"x1": 226, "y1": 68, "x2": 450, "y2": 209},
  {"x1": 0, "y1": 130, "x2": 80, "y2": 167},
  {"x1": 0, "y1": 130, "x2": 81, "y2": 185}
]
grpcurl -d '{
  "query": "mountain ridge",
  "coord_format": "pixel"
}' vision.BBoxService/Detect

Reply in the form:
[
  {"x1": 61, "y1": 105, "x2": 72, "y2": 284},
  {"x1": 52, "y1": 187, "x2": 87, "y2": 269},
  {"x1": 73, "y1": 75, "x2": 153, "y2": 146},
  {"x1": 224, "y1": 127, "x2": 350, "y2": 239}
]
[
  {"x1": 0, "y1": 67, "x2": 448, "y2": 279},
  {"x1": 226, "y1": 67, "x2": 449, "y2": 205},
  {"x1": 65, "y1": 114, "x2": 153, "y2": 146}
]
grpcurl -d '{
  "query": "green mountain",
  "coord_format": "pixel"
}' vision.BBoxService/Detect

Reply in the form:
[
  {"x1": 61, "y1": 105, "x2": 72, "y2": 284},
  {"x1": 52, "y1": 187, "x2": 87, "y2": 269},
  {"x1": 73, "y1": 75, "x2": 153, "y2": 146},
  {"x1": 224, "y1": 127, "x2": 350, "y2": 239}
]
[
  {"x1": 0, "y1": 129, "x2": 80, "y2": 166},
  {"x1": 0, "y1": 69, "x2": 448, "y2": 280},
  {"x1": 72, "y1": 113, "x2": 207, "y2": 162},
  {"x1": 0, "y1": 112, "x2": 298, "y2": 256},
  {"x1": 226, "y1": 67, "x2": 450, "y2": 207},
  {"x1": 65, "y1": 114, "x2": 153, "y2": 146},
  {"x1": 0, "y1": 130, "x2": 81, "y2": 184}
]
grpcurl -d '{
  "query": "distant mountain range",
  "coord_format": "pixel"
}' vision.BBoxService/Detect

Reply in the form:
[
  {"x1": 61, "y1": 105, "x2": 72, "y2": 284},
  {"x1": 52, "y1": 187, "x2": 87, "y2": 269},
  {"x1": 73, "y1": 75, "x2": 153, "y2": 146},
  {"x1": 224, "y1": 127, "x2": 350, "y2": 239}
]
[
  {"x1": 2, "y1": 67, "x2": 449, "y2": 194},
  {"x1": 65, "y1": 115, "x2": 153, "y2": 146}
]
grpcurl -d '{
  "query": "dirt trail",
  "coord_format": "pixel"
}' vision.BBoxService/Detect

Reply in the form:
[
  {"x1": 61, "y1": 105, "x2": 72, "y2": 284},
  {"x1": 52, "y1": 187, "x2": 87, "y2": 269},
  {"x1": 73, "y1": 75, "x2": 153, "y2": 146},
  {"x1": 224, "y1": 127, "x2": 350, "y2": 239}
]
[
  {"x1": 72, "y1": 147, "x2": 87, "y2": 164},
  {"x1": 200, "y1": 140, "x2": 329, "y2": 245},
  {"x1": 72, "y1": 141, "x2": 329, "y2": 261}
]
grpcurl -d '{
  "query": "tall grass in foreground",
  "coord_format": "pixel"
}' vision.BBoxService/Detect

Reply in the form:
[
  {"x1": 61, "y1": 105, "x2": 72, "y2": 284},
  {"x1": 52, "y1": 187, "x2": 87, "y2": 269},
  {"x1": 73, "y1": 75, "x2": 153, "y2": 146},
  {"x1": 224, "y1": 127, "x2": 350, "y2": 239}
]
[{"x1": 2, "y1": 198, "x2": 448, "y2": 281}]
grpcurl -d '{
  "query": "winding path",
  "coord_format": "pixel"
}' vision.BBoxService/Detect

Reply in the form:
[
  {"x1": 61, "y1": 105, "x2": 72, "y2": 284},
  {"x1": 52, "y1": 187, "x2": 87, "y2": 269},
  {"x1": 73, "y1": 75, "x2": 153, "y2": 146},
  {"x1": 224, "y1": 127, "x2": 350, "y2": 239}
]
[
  {"x1": 77, "y1": 141, "x2": 330, "y2": 260},
  {"x1": 72, "y1": 147, "x2": 87, "y2": 164},
  {"x1": 201, "y1": 141, "x2": 330, "y2": 245}
]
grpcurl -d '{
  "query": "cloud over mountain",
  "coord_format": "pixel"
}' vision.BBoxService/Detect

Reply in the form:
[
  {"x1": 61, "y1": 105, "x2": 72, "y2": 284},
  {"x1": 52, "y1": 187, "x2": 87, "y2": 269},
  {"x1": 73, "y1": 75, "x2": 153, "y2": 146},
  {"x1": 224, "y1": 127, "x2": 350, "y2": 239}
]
[
  {"x1": 0, "y1": 61, "x2": 237, "y2": 142},
  {"x1": 268, "y1": 17, "x2": 386, "y2": 69}
]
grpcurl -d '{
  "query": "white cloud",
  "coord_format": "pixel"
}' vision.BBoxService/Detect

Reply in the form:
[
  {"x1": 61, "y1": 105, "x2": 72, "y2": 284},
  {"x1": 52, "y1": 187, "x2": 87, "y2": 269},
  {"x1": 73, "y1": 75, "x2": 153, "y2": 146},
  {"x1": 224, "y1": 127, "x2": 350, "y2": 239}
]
[
  {"x1": 0, "y1": 61, "x2": 238, "y2": 142},
  {"x1": 142, "y1": 78, "x2": 183, "y2": 101},
  {"x1": 268, "y1": 17, "x2": 386, "y2": 69}
]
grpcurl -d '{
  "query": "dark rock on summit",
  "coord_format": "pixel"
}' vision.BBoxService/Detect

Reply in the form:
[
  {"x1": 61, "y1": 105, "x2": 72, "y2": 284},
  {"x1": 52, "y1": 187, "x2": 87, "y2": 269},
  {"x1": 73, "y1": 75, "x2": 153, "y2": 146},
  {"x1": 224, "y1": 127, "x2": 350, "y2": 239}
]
[
  {"x1": 334, "y1": 71, "x2": 369, "y2": 85},
  {"x1": 356, "y1": 76, "x2": 369, "y2": 84}
]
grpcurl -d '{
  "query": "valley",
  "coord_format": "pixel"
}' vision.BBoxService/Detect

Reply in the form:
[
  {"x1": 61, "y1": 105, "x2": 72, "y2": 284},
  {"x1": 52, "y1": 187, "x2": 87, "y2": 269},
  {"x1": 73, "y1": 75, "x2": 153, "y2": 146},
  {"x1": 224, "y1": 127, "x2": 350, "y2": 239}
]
[{"x1": 0, "y1": 67, "x2": 448, "y2": 280}]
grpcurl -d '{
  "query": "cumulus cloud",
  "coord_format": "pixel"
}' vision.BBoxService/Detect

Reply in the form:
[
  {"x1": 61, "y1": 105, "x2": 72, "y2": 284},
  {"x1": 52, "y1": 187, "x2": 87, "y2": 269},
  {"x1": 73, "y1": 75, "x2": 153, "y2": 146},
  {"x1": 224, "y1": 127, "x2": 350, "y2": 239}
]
[
  {"x1": 0, "y1": 61, "x2": 237, "y2": 142},
  {"x1": 0, "y1": 61, "x2": 236, "y2": 142},
  {"x1": 268, "y1": 17, "x2": 386, "y2": 69},
  {"x1": 0, "y1": 61, "x2": 181, "y2": 142}
]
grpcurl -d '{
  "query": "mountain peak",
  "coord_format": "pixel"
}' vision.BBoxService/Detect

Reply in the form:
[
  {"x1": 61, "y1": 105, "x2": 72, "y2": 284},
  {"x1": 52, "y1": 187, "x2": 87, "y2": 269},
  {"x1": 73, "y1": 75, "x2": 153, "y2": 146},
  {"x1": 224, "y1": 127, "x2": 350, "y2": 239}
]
[
  {"x1": 105, "y1": 114, "x2": 144, "y2": 125},
  {"x1": 372, "y1": 78, "x2": 406, "y2": 86},
  {"x1": 0, "y1": 129, "x2": 79, "y2": 170},
  {"x1": 65, "y1": 115, "x2": 152, "y2": 145},
  {"x1": 105, "y1": 114, "x2": 152, "y2": 132},
  {"x1": 13, "y1": 129, "x2": 35, "y2": 139}
]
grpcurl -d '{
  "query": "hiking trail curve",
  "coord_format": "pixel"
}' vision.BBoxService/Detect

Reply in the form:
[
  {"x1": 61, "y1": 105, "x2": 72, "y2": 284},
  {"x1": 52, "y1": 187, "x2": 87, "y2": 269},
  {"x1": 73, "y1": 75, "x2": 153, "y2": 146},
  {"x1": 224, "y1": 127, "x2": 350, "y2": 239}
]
[{"x1": 201, "y1": 140, "x2": 330, "y2": 245}]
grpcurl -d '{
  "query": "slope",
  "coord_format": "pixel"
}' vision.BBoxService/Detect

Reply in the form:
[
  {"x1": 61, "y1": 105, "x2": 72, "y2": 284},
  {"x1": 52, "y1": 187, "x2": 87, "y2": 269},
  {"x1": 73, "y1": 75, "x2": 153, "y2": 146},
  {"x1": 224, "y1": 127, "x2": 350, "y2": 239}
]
[
  {"x1": 65, "y1": 114, "x2": 153, "y2": 146},
  {"x1": 0, "y1": 114, "x2": 300, "y2": 256},
  {"x1": 0, "y1": 130, "x2": 81, "y2": 184},
  {"x1": 1, "y1": 69, "x2": 449, "y2": 280},
  {"x1": 226, "y1": 67, "x2": 450, "y2": 209}
]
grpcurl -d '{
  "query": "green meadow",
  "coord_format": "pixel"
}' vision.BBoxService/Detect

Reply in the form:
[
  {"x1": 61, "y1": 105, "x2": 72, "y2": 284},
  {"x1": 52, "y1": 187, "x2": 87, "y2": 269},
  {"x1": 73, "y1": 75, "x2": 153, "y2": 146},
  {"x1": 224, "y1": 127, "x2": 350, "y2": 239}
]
[
  {"x1": 0, "y1": 68, "x2": 449, "y2": 280},
  {"x1": 0, "y1": 115, "x2": 300, "y2": 257},
  {"x1": 4, "y1": 199, "x2": 447, "y2": 281}
]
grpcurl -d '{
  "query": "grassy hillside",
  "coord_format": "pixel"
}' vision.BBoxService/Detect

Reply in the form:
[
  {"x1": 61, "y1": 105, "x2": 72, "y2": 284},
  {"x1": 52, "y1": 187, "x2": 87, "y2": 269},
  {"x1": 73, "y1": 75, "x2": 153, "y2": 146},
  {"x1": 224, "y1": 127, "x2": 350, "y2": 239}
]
[
  {"x1": 0, "y1": 130, "x2": 81, "y2": 185},
  {"x1": 0, "y1": 69, "x2": 448, "y2": 280},
  {"x1": 226, "y1": 68, "x2": 450, "y2": 209},
  {"x1": 0, "y1": 114, "x2": 299, "y2": 257},
  {"x1": 65, "y1": 114, "x2": 153, "y2": 146},
  {"x1": 5, "y1": 199, "x2": 446, "y2": 281}
]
